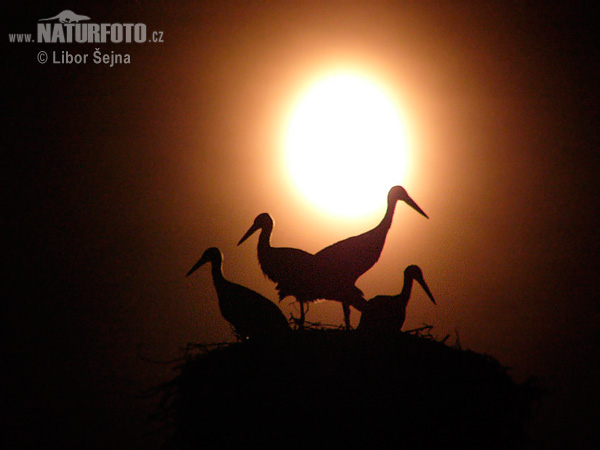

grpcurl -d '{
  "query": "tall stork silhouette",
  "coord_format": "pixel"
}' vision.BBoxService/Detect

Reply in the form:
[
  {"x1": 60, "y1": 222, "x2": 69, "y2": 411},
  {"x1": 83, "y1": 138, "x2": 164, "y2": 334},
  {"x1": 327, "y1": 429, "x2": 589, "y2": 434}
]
[
  {"x1": 238, "y1": 213, "x2": 367, "y2": 329},
  {"x1": 186, "y1": 247, "x2": 290, "y2": 340},
  {"x1": 358, "y1": 265, "x2": 436, "y2": 334},
  {"x1": 315, "y1": 186, "x2": 428, "y2": 323}
]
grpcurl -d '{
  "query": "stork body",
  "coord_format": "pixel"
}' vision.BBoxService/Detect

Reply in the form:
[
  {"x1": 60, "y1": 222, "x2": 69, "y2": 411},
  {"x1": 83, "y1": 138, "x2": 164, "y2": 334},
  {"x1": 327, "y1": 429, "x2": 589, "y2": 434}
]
[
  {"x1": 315, "y1": 186, "x2": 428, "y2": 323},
  {"x1": 187, "y1": 247, "x2": 290, "y2": 340},
  {"x1": 358, "y1": 265, "x2": 436, "y2": 334},
  {"x1": 315, "y1": 186, "x2": 428, "y2": 283},
  {"x1": 238, "y1": 213, "x2": 367, "y2": 328}
]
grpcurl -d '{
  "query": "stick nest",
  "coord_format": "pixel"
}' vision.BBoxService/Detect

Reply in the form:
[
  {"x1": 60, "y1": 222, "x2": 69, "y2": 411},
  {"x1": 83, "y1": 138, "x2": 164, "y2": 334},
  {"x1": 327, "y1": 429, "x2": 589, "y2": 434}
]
[{"x1": 151, "y1": 326, "x2": 543, "y2": 449}]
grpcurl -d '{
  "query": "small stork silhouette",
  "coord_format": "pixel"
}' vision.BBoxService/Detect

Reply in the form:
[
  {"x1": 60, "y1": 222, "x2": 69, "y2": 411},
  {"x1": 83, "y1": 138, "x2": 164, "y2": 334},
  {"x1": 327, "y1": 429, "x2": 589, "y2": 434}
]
[
  {"x1": 315, "y1": 186, "x2": 428, "y2": 324},
  {"x1": 238, "y1": 213, "x2": 367, "y2": 329},
  {"x1": 187, "y1": 247, "x2": 290, "y2": 340},
  {"x1": 358, "y1": 265, "x2": 436, "y2": 334}
]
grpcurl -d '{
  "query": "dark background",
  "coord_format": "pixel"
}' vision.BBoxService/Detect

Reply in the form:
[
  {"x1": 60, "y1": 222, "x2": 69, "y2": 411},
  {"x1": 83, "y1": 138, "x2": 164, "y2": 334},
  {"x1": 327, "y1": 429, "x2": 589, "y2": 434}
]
[{"x1": 4, "y1": 1, "x2": 598, "y2": 448}]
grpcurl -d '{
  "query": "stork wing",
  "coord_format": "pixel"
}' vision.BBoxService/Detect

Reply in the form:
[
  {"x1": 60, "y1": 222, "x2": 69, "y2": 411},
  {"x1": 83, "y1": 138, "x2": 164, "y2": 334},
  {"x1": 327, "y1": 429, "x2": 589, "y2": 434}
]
[{"x1": 315, "y1": 228, "x2": 386, "y2": 283}]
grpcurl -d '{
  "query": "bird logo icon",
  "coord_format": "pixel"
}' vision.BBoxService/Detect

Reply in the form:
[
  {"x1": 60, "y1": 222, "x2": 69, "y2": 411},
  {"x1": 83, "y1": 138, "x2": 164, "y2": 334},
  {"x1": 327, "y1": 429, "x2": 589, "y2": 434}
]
[{"x1": 39, "y1": 10, "x2": 90, "y2": 23}]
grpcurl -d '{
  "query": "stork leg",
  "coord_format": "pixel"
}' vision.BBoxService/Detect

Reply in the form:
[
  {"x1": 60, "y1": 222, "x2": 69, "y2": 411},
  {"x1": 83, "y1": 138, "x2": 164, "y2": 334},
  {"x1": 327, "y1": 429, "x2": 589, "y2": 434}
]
[
  {"x1": 343, "y1": 303, "x2": 351, "y2": 329},
  {"x1": 342, "y1": 292, "x2": 367, "y2": 329},
  {"x1": 298, "y1": 301, "x2": 306, "y2": 330}
]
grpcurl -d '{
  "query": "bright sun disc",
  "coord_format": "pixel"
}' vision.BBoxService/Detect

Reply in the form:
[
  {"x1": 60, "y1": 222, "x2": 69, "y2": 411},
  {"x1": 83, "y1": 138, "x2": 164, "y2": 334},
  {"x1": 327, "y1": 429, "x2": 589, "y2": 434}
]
[{"x1": 285, "y1": 72, "x2": 410, "y2": 218}]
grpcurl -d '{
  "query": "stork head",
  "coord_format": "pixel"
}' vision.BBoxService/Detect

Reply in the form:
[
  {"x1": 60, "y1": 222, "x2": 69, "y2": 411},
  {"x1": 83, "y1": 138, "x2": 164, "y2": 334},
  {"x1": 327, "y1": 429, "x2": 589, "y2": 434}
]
[
  {"x1": 405, "y1": 265, "x2": 436, "y2": 305},
  {"x1": 186, "y1": 247, "x2": 223, "y2": 277},
  {"x1": 388, "y1": 186, "x2": 428, "y2": 219},
  {"x1": 237, "y1": 213, "x2": 273, "y2": 245}
]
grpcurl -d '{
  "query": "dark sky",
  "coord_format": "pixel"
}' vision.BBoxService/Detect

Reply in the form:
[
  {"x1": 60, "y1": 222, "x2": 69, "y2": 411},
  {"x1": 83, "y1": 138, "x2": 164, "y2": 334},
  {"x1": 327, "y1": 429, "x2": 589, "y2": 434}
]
[{"x1": 4, "y1": 1, "x2": 599, "y2": 448}]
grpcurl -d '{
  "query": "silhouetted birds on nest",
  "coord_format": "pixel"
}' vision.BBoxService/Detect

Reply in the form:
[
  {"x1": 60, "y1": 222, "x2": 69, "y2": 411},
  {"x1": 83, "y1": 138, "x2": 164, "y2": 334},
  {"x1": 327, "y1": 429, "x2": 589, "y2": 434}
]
[
  {"x1": 358, "y1": 264, "x2": 436, "y2": 334},
  {"x1": 186, "y1": 247, "x2": 290, "y2": 341},
  {"x1": 238, "y1": 212, "x2": 368, "y2": 329},
  {"x1": 187, "y1": 186, "x2": 435, "y2": 337},
  {"x1": 173, "y1": 188, "x2": 542, "y2": 450}
]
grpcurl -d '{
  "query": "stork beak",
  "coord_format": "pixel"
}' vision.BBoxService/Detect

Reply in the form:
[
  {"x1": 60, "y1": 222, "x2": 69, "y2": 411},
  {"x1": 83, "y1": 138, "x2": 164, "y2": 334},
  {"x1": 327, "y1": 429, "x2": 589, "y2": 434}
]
[
  {"x1": 186, "y1": 255, "x2": 209, "y2": 277},
  {"x1": 237, "y1": 223, "x2": 259, "y2": 246},
  {"x1": 416, "y1": 276, "x2": 436, "y2": 305},
  {"x1": 405, "y1": 194, "x2": 429, "y2": 219}
]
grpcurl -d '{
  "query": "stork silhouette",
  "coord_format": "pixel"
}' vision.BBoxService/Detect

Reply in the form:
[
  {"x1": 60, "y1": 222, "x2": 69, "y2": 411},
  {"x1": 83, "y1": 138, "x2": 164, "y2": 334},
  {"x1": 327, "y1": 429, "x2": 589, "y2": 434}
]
[
  {"x1": 358, "y1": 265, "x2": 436, "y2": 334},
  {"x1": 315, "y1": 186, "x2": 428, "y2": 324},
  {"x1": 186, "y1": 247, "x2": 290, "y2": 340},
  {"x1": 238, "y1": 213, "x2": 367, "y2": 329}
]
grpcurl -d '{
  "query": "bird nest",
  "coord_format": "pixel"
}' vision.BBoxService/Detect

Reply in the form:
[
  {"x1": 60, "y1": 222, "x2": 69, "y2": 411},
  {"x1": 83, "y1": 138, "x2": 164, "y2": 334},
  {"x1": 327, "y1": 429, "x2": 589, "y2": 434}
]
[{"x1": 151, "y1": 327, "x2": 543, "y2": 449}]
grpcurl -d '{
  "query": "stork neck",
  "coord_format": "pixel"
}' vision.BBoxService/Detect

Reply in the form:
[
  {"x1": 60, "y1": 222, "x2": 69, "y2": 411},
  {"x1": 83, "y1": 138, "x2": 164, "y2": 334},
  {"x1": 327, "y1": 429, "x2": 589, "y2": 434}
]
[
  {"x1": 399, "y1": 276, "x2": 415, "y2": 303},
  {"x1": 210, "y1": 258, "x2": 226, "y2": 288},
  {"x1": 379, "y1": 197, "x2": 398, "y2": 231},
  {"x1": 257, "y1": 224, "x2": 273, "y2": 252}
]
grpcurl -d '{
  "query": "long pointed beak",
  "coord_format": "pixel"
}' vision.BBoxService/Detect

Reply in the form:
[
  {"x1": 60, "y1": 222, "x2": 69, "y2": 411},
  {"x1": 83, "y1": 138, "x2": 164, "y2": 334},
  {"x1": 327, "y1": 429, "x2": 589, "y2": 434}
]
[
  {"x1": 186, "y1": 256, "x2": 208, "y2": 277},
  {"x1": 405, "y1": 195, "x2": 429, "y2": 219},
  {"x1": 416, "y1": 276, "x2": 436, "y2": 305},
  {"x1": 237, "y1": 224, "x2": 259, "y2": 246}
]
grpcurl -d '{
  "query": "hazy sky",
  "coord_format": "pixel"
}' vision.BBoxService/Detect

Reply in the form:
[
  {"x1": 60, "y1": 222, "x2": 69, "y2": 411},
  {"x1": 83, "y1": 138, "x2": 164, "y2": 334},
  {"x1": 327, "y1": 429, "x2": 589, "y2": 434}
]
[{"x1": 5, "y1": 1, "x2": 598, "y2": 448}]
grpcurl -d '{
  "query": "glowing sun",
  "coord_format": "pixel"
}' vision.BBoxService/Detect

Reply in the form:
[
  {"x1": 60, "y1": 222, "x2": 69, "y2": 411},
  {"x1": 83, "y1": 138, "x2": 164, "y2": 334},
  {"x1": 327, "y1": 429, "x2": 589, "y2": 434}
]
[{"x1": 285, "y1": 72, "x2": 410, "y2": 218}]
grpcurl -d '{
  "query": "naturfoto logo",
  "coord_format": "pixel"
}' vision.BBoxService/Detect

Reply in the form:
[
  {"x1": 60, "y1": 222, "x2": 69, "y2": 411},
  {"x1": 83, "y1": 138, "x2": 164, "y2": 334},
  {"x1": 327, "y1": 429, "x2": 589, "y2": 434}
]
[{"x1": 37, "y1": 9, "x2": 147, "y2": 43}]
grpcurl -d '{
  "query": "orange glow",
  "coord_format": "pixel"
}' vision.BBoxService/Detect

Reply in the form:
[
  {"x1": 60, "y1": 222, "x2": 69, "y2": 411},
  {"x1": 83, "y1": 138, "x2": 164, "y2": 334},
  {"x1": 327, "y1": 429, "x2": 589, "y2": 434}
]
[{"x1": 283, "y1": 71, "x2": 412, "y2": 218}]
